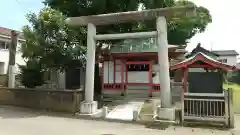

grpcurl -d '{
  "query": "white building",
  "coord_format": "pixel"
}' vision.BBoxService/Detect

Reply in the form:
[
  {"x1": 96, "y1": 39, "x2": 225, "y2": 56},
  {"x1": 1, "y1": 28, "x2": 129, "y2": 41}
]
[
  {"x1": 187, "y1": 44, "x2": 239, "y2": 66},
  {"x1": 0, "y1": 27, "x2": 25, "y2": 75},
  {"x1": 212, "y1": 50, "x2": 239, "y2": 66}
]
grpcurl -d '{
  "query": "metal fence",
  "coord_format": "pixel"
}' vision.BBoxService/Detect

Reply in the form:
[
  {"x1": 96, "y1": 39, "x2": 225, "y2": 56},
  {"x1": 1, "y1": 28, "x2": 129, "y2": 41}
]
[{"x1": 181, "y1": 90, "x2": 234, "y2": 127}]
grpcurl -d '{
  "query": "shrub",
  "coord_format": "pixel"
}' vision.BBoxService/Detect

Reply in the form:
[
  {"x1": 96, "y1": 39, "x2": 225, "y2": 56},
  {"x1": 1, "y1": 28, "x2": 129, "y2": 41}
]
[{"x1": 19, "y1": 60, "x2": 45, "y2": 88}]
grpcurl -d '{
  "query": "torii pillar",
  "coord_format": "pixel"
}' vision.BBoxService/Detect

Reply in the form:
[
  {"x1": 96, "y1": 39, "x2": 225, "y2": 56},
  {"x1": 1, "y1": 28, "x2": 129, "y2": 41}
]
[
  {"x1": 65, "y1": 5, "x2": 194, "y2": 115},
  {"x1": 156, "y1": 17, "x2": 171, "y2": 108},
  {"x1": 81, "y1": 23, "x2": 98, "y2": 114}
]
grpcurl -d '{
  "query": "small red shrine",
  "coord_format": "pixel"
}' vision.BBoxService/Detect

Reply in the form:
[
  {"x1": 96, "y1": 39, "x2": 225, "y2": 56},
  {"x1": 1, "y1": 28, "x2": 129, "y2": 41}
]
[
  {"x1": 170, "y1": 52, "x2": 236, "y2": 92},
  {"x1": 100, "y1": 38, "x2": 186, "y2": 96}
]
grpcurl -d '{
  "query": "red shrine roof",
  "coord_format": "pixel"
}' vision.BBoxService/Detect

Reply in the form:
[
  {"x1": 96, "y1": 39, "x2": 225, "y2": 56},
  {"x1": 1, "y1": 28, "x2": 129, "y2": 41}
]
[{"x1": 170, "y1": 52, "x2": 235, "y2": 70}]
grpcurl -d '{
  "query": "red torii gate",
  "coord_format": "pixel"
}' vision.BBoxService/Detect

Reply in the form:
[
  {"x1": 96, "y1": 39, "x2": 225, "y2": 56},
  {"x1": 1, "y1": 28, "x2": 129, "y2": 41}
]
[{"x1": 170, "y1": 52, "x2": 235, "y2": 92}]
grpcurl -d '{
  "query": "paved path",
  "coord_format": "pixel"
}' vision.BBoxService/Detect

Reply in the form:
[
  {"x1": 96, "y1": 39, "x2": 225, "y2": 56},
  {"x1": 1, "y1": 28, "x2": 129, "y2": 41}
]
[
  {"x1": 0, "y1": 106, "x2": 239, "y2": 135},
  {"x1": 106, "y1": 101, "x2": 144, "y2": 120}
]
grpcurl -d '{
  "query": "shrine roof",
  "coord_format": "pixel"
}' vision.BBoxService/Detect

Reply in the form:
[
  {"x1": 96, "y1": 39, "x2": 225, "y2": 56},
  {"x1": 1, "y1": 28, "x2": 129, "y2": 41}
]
[
  {"x1": 110, "y1": 38, "x2": 186, "y2": 53},
  {"x1": 170, "y1": 52, "x2": 235, "y2": 70},
  {"x1": 186, "y1": 44, "x2": 219, "y2": 58}
]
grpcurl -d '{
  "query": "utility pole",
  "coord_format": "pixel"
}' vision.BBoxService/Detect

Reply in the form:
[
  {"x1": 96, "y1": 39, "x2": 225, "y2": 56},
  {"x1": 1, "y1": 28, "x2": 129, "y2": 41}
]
[{"x1": 7, "y1": 30, "x2": 18, "y2": 88}]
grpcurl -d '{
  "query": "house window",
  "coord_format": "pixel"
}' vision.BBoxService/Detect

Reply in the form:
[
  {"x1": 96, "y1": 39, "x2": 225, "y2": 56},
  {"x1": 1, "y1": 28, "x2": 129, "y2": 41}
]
[
  {"x1": 218, "y1": 59, "x2": 227, "y2": 63},
  {"x1": 0, "y1": 41, "x2": 9, "y2": 50},
  {"x1": 0, "y1": 41, "x2": 5, "y2": 49},
  {"x1": 127, "y1": 64, "x2": 149, "y2": 71}
]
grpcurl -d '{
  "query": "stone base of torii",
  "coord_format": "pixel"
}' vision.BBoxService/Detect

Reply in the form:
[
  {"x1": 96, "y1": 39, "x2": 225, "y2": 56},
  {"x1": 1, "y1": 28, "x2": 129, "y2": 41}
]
[{"x1": 65, "y1": 5, "x2": 194, "y2": 120}]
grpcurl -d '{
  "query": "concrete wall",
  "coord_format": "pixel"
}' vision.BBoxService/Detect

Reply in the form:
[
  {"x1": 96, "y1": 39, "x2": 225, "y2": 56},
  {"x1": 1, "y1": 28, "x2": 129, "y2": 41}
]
[
  {"x1": 0, "y1": 75, "x2": 6, "y2": 86},
  {"x1": 0, "y1": 88, "x2": 83, "y2": 113},
  {"x1": 39, "y1": 70, "x2": 66, "y2": 90}
]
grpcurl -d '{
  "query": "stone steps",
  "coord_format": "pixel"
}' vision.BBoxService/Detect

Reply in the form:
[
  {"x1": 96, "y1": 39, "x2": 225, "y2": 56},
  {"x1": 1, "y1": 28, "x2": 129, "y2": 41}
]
[
  {"x1": 103, "y1": 89, "x2": 150, "y2": 101},
  {"x1": 103, "y1": 95, "x2": 125, "y2": 102},
  {"x1": 126, "y1": 89, "x2": 150, "y2": 100}
]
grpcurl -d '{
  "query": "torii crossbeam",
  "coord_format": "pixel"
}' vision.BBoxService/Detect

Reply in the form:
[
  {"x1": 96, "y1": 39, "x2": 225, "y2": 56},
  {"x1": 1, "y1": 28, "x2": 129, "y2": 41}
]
[{"x1": 66, "y1": 5, "x2": 195, "y2": 119}]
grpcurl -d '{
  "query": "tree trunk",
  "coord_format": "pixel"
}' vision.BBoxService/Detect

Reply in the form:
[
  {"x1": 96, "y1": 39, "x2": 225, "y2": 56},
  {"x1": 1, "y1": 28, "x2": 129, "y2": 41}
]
[
  {"x1": 94, "y1": 63, "x2": 103, "y2": 108},
  {"x1": 94, "y1": 44, "x2": 103, "y2": 108},
  {"x1": 94, "y1": 63, "x2": 101, "y2": 94}
]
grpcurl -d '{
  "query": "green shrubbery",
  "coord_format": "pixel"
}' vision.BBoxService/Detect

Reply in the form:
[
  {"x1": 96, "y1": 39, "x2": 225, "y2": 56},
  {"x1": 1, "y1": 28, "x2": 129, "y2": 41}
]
[{"x1": 19, "y1": 60, "x2": 45, "y2": 88}]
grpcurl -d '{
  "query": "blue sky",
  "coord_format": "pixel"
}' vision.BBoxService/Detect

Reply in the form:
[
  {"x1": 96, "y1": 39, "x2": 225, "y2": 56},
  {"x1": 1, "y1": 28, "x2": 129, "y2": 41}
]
[
  {"x1": 0, "y1": 0, "x2": 44, "y2": 31},
  {"x1": 1, "y1": 0, "x2": 240, "y2": 55}
]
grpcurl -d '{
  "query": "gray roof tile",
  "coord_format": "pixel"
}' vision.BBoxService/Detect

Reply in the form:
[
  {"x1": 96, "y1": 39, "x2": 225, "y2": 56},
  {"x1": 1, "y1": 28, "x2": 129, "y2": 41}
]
[{"x1": 212, "y1": 50, "x2": 239, "y2": 56}]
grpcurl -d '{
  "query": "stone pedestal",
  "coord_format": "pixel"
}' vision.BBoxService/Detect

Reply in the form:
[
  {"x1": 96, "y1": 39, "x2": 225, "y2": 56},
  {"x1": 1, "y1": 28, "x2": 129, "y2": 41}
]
[
  {"x1": 58, "y1": 71, "x2": 66, "y2": 89},
  {"x1": 157, "y1": 106, "x2": 175, "y2": 121},
  {"x1": 133, "y1": 109, "x2": 139, "y2": 121},
  {"x1": 80, "y1": 101, "x2": 98, "y2": 114},
  {"x1": 102, "y1": 106, "x2": 108, "y2": 118},
  {"x1": 8, "y1": 65, "x2": 15, "y2": 88}
]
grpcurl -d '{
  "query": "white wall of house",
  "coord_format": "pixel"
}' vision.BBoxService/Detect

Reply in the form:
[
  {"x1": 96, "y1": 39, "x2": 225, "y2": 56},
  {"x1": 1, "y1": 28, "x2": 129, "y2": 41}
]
[
  {"x1": 152, "y1": 64, "x2": 160, "y2": 84},
  {"x1": 0, "y1": 39, "x2": 25, "y2": 75},
  {"x1": 217, "y1": 55, "x2": 237, "y2": 66},
  {"x1": 128, "y1": 72, "x2": 149, "y2": 83},
  {"x1": 103, "y1": 61, "x2": 114, "y2": 83}
]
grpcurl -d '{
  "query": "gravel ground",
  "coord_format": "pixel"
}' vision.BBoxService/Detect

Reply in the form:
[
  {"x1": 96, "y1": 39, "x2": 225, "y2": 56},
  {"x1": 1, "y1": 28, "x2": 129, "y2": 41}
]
[{"x1": 0, "y1": 106, "x2": 239, "y2": 135}]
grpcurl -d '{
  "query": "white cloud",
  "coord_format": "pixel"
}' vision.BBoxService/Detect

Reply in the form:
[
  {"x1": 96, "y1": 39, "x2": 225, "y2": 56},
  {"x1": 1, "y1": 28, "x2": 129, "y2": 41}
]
[{"x1": 187, "y1": 0, "x2": 240, "y2": 55}]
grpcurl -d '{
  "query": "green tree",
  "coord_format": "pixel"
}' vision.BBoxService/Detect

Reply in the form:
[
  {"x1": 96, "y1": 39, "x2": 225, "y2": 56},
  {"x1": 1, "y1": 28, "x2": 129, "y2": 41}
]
[
  {"x1": 22, "y1": 8, "x2": 86, "y2": 72},
  {"x1": 19, "y1": 60, "x2": 45, "y2": 88},
  {"x1": 44, "y1": 0, "x2": 211, "y2": 44},
  {"x1": 229, "y1": 71, "x2": 240, "y2": 84}
]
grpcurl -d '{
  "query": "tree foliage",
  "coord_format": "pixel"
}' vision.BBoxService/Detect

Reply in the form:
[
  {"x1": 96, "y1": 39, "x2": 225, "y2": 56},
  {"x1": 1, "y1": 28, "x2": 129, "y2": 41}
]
[
  {"x1": 19, "y1": 60, "x2": 45, "y2": 88},
  {"x1": 23, "y1": 0, "x2": 212, "y2": 70},
  {"x1": 44, "y1": 0, "x2": 212, "y2": 45},
  {"x1": 22, "y1": 8, "x2": 86, "y2": 71},
  {"x1": 229, "y1": 71, "x2": 240, "y2": 84}
]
